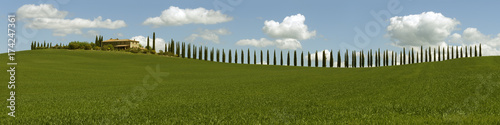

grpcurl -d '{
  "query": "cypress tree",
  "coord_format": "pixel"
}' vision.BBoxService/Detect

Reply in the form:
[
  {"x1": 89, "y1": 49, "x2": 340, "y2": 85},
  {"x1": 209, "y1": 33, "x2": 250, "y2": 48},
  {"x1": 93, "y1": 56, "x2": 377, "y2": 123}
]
[
  {"x1": 455, "y1": 46, "x2": 458, "y2": 59},
  {"x1": 229, "y1": 49, "x2": 232, "y2": 63},
  {"x1": 460, "y1": 46, "x2": 463, "y2": 58},
  {"x1": 330, "y1": 50, "x2": 333, "y2": 68},
  {"x1": 425, "y1": 49, "x2": 428, "y2": 62},
  {"x1": 212, "y1": 47, "x2": 215, "y2": 61},
  {"x1": 254, "y1": 50, "x2": 257, "y2": 64},
  {"x1": 420, "y1": 46, "x2": 423, "y2": 63},
  {"x1": 198, "y1": 46, "x2": 203, "y2": 60},
  {"x1": 217, "y1": 49, "x2": 220, "y2": 62},
  {"x1": 451, "y1": 46, "x2": 454, "y2": 59},
  {"x1": 274, "y1": 50, "x2": 277, "y2": 65},
  {"x1": 147, "y1": 36, "x2": 150, "y2": 50},
  {"x1": 281, "y1": 51, "x2": 284, "y2": 66},
  {"x1": 400, "y1": 51, "x2": 402, "y2": 65},
  {"x1": 204, "y1": 47, "x2": 208, "y2": 61},
  {"x1": 315, "y1": 50, "x2": 319, "y2": 67},
  {"x1": 287, "y1": 51, "x2": 290, "y2": 66},
  {"x1": 235, "y1": 49, "x2": 238, "y2": 63},
  {"x1": 465, "y1": 46, "x2": 468, "y2": 57},
  {"x1": 402, "y1": 48, "x2": 405, "y2": 65},
  {"x1": 152, "y1": 32, "x2": 155, "y2": 51},
  {"x1": 337, "y1": 50, "x2": 341, "y2": 68},
  {"x1": 479, "y1": 44, "x2": 482, "y2": 57},
  {"x1": 308, "y1": 51, "x2": 311, "y2": 67},
  {"x1": 438, "y1": 46, "x2": 441, "y2": 61},
  {"x1": 322, "y1": 50, "x2": 326, "y2": 67},
  {"x1": 353, "y1": 51, "x2": 356, "y2": 68},
  {"x1": 294, "y1": 50, "x2": 297, "y2": 66},
  {"x1": 434, "y1": 48, "x2": 436, "y2": 61},
  {"x1": 95, "y1": 36, "x2": 98, "y2": 47},
  {"x1": 475, "y1": 45, "x2": 477, "y2": 57},
  {"x1": 267, "y1": 50, "x2": 270, "y2": 65},
  {"x1": 248, "y1": 49, "x2": 250, "y2": 64},
  {"x1": 187, "y1": 43, "x2": 191, "y2": 58},
  {"x1": 222, "y1": 49, "x2": 226, "y2": 63},
  {"x1": 470, "y1": 46, "x2": 472, "y2": 57},
  {"x1": 345, "y1": 50, "x2": 349, "y2": 68},
  {"x1": 301, "y1": 51, "x2": 304, "y2": 67},
  {"x1": 44, "y1": 41, "x2": 46, "y2": 48},
  {"x1": 241, "y1": 50, "x2": 244, "y2": 64}
]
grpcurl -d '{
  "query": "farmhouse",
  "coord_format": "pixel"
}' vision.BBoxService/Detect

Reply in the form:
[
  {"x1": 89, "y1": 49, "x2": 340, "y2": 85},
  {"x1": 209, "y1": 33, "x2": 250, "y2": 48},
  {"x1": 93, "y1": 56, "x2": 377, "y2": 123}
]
[{"x1": 102, "y1": 38, "x2": 141, "y2": 49}]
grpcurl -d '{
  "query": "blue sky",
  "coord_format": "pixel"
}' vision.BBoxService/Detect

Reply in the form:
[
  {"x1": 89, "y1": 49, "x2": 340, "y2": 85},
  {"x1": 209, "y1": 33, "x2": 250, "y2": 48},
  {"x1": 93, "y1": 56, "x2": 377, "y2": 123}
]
[{"x1": 2, "y1": 0, "x2": 500, "y2": 57}]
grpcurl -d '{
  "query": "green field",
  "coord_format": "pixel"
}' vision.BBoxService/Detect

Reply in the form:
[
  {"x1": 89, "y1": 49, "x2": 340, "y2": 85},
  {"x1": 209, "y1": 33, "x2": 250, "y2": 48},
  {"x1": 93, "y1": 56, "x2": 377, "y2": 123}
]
[{"x1": 1, "y1": 49, "x2": 500, "y2": 124}]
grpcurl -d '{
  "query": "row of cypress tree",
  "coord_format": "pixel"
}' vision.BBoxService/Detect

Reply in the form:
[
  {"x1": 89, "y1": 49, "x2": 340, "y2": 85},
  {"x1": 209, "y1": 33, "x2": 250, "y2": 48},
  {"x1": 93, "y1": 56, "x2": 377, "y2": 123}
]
[{"x1": 163, "y1": 41, "x2": 483, "y2": 68}]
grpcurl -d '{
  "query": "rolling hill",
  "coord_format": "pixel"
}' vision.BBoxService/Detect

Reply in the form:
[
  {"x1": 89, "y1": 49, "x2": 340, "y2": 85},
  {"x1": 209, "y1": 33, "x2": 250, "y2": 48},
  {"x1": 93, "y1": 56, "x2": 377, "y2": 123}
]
[{"x1": 1, "y1": 49, "x2": 499, "y2": 124}]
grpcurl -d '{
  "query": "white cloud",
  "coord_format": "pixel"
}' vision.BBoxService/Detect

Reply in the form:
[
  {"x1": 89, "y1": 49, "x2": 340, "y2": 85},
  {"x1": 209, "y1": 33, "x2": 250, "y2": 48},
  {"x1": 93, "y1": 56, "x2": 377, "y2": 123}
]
[
  {"x1": 263, "y1": 14, "x2": 316, "y2": 40},
  {"x1": 457, "y1": 28, "x2": 500, "y2": 56},
  {"x1": 186, "y1": 28, "x2": 230, "y2": 43},
  {"x1": 17, "y1": 4, "x2": 67, "y2": 19},
  {"x1": 275, "y1": 38, "x2": 302, "y2": 50},
  {"x1": 387, "y1": 11, "x2": 460, "y2": 47},
  {"x1": 17, "y1": 4, "x2": 126, "y2": 36},
  {"x1": 131, "y1": 35, "x2": 166, "y2": 52},
  {"x1": 305, "y1": 49, "x2": 331, "y2": 61},
  {"x1": 235, "y1": 38, "x2": 302, "y2": 50},
  {"x1": 143, "y1": 6, "x2": 233, "y2": 27}
]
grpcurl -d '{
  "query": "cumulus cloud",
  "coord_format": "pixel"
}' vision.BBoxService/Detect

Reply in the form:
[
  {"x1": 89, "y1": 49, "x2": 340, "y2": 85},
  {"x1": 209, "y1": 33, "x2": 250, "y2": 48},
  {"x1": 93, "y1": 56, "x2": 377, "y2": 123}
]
[
  {"x1": 17, "y1": 4, "x2": 67, "y2": 19},
  {"x1": 131, "y1": 35, "x2": 167, "y2": 52},
  {"x1": 237, "y1": 14, "x2": 315, "y2": 50},
  {"x1": 263, "y1": 14, "x2": 316, "y2": 40},
  {"x1": 456, "y1": 28, "x2": 500, "y2": 56},
  {"x1": 143, "y1": 6, "x2": 233, "y2": 27},
  {"x1": 235, "y1": 38, "x2": 302, "y2": 50},
  {"x1": 17, "y1": 4, "x2": 126, "y2": 36},
  {"x1": 185, "y1": 28, "x2": 230, "y2": 43},
  {"x1": 387, "y1": 11, "x2": 460, "y2": 47}
]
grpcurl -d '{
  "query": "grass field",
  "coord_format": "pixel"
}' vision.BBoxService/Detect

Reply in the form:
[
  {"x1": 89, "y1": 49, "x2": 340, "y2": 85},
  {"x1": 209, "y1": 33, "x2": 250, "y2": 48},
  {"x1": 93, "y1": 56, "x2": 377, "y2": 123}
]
[{"x1": 1, "y1": 49, "x2": 500, "y2": 124}]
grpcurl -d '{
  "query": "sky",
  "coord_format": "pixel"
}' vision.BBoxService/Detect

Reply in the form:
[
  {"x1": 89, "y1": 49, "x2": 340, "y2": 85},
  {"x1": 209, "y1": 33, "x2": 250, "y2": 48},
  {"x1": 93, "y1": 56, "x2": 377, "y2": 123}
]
[{"x1": 2, "y1": 0, "x2": 500, "y2": 59}]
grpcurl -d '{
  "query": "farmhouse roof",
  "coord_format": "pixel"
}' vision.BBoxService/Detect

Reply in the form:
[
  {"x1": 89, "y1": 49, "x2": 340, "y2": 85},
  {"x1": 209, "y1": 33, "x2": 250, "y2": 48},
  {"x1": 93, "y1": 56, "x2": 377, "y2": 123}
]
[{"x1": 102, "y1": 38, "x2": 139, "y2": 43}]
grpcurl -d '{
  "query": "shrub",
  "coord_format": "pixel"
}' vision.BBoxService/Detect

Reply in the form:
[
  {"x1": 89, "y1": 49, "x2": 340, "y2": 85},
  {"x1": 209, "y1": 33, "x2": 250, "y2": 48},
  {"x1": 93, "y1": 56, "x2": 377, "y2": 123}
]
[
  {"x1": 150, "y1": 50, "x2": 156, "y2": 54},
  {"x1": 84, "y1": 44, "x2": 92, "y2": 50},
  {"x1": 158, "y1": 50, "x2": 164, "y2": 55}
]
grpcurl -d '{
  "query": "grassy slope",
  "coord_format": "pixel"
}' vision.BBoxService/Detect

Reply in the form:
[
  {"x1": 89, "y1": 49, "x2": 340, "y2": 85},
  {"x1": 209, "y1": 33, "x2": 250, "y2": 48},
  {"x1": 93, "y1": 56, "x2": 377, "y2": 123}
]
[{"x1": 1, "y1": 49, "x2": 499, "y2": 124}]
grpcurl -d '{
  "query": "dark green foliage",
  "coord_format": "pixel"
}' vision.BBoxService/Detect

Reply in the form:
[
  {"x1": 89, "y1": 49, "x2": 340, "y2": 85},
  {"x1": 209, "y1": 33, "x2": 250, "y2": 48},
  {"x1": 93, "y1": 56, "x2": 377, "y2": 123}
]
[
  {"x1": 455, "y1": 46, "x2": 458, "y2": 59},
  {"x1": 479, "y1": 44, "x2": 482, "y2": 57},
  {"x1": 294, "y1": 50, "x2": 297, "y2": 66},
  {"x1": 475, "y1": 45, "x2": 477, "y2": 57},
  {"x1": 308, "y1": 51, "x2": 311, "y2": 67},
  {"x1": 460, "y1": 47, "x2": 463, "y2": 58},
  {"x1": 470, "y1": 46, "x2": 472, "y2": 57},
  {"x1": 330, "y1": 50, "x2": 333, "y2": 68},
  {"x1": 337, "y1": 50, "x2": 341, "y2": 68},
  {"x1": 217, "y1": 49, "x2": 220, "y2": 62},
  {"x1": 152, "y1": 32, "x2": 155, "y2": 51},
  {"x1": 281, "y1": 51, "x2": 283, "y2": 66},
  {"x1": 434, "y1": 48, "x2": 436, "y2": 62},
  {"x1": 199, "y1": 46, "x2": 202, "y2": 60},
  {"x1": 235, "y1": 49, "x2": 238, "y2": 63},
  {"x1": 301, "y1": 51, "x2": 304, "y2": 67},
  {"x1": 447, "y1": 46, "x2": 449, "y2": 60},
  {"x1": 254, "y1": 50, "x2": 257, "y2": 64},
  {"x1": 211, "y1": 48, "x2": 215, "y2": 62},
  {"x1": 267, "y1": 50, "x2": 269, "y2": 65},
  {"x1": 402, "y1": 48, "x2": 405, "y2": 65},
  {"x1": 241, "y1": 50, "x2": 244, "y2": 64},
  {"x1": 274, "y1": 50, "x2": 277, "y2": 65},
  {"x1": 187, "y1": 43, "x2": 191, "y2": 58},
  {"x1": 315, "y1": 50, "x2": 318, "y2": 67},
  {"x1": 438, "y1": 46, "x2": 441, "y2": 61},
  {"x1": 421, "y1": 46, "x2": 423, "y2": 63},
  {"x1": 345, "y1": 50, "x2": 348, "y2": 68},
  {"x1": 229, "y1": 49, "x2": 232, "y2": 63},
  {"x1": 147, "y1": 36, "x2": 150, "y2": 50},
  {"x1": 465, "y1": 46, "x2": 468, "y2": 58},
  {"x1": 204, "y1": 47, "x2": 208, "y2": 61}
]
